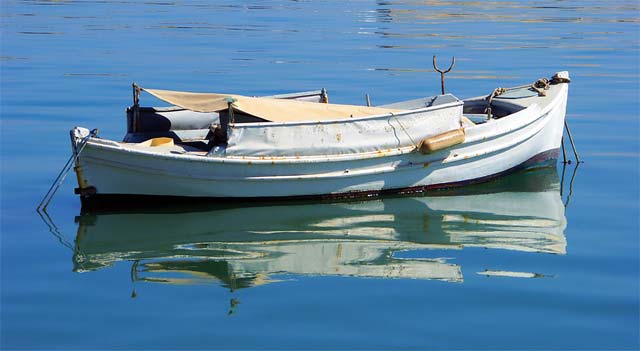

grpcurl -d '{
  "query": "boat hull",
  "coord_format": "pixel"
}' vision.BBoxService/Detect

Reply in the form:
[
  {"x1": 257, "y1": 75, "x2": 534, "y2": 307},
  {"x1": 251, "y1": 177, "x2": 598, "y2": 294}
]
[
  {"x1": 79, "y1": 149, "x2": 559, "y2": 209},
  {"x1": 73, "y1": 80, "x2": 568, "y2": 204}
]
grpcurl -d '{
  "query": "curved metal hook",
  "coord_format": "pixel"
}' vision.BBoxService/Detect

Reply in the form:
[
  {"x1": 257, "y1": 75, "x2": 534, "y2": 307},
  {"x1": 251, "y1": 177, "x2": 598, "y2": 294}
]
[
  {"x1": 432, "y1": 55, "x2": 456, "y2": 94},
  {"x1": 433, "y1": 55, "x2": 455, "y2": 73}
]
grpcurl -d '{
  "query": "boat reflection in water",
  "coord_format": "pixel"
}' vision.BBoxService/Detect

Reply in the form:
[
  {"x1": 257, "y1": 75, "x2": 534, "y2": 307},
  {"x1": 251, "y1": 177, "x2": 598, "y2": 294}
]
[{"x1": 73, "y1": 167, "x2": 567, "y2": 288}]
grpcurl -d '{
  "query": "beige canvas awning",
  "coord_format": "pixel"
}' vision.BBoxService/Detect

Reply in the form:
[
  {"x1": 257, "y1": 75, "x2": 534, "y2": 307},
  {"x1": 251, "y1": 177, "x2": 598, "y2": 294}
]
[{"x1": 142, "y1": 88, "x2": 403, "y2": 123}]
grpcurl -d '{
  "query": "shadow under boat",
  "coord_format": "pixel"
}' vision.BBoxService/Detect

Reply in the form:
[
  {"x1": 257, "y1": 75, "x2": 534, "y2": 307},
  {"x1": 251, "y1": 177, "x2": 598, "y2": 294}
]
[{"x1": 72, "y1": 167, "x2": 567, "y2": 288}]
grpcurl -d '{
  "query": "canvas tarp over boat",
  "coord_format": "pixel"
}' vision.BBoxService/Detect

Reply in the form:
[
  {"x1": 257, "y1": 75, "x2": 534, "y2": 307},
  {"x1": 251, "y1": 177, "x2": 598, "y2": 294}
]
[{"x1": 142, "y1": 88, "x2": 404, "y2": 123}]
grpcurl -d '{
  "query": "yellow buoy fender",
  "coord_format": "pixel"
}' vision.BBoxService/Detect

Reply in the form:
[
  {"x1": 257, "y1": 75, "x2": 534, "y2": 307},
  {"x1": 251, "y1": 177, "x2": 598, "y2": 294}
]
[{"x1": 418, "y1": 128, "x2": 465, "y2": 154}]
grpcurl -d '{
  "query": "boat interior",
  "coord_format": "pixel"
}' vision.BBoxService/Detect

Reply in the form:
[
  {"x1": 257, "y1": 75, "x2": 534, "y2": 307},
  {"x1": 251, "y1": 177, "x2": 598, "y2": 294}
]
[{"x1": 121, "y1": 87, "x2": 532, "y2": 155}]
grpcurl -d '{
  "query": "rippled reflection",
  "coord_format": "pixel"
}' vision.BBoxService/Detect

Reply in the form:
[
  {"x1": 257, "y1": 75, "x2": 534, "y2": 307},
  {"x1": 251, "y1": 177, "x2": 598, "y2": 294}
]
[{"x1": 71, "y1": 167, "x2": 566, "y2": 288}]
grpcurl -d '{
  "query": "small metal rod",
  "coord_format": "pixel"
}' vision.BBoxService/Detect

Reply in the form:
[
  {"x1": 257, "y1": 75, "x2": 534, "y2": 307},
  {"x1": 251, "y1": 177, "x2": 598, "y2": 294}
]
[
  {"x1": 228, "y1": 102, "x2": 235, "y2": 124},
  {"x1": 132, "y1": 83, "x2": 140, "y2": 107},
  {"x1": 365, "y1": 94, "x2": 371, "y2": 107},
  {"x1": 561, "y1": 136, "x2": 568, "y2": 164},
  {"x1": 564, "y1": 120, "x2": 582, "y2": 163},
  {"x1": 433, "y1": 55, "x2": 455, "y2": 95},
  {"x1": 132, "y1": 83, "x2": 140, "y2": 132},
  {"x1": 321, "y1": 88, "x2": 329, "y2": 103}
]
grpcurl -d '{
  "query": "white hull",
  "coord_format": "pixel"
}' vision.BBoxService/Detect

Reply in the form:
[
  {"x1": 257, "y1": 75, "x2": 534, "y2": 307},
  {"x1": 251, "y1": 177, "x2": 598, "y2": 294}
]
[{"x1": 72, "y1": 77, "x2": 568, "y2": 200}]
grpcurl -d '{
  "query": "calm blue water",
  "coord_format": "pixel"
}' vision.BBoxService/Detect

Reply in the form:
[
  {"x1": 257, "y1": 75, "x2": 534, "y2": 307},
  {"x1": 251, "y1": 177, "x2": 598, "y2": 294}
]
[{"x1": 1, "y1": 1, "x2": 639, "y2": 349}]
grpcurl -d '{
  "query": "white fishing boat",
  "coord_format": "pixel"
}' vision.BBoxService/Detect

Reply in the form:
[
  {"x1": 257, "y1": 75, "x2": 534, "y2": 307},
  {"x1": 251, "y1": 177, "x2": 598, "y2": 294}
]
[{"x1": 69, "y1": 71, "x2": 570, "y2": 204}]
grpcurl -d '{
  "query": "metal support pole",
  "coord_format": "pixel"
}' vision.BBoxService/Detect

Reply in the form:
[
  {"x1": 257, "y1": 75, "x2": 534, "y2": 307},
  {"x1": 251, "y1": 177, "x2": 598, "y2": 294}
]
[
  {"x1": 228, "y1": 102, "x2": 235, "y2": 124},
  {"x1": 321, "y1": 88, "x2": 329, "y2": 103},
  {"x1": 132, "y1": 83, "x2": 140, "y2": 132},
  {"x1": 564, "y1": 120, "x2": 582, "y2": 163},
  {"x1": 365, "y1": 94, "x2": 371, "y2": 107},
  {"x1": 218, "y1": 97, "x2": 237, "y2": 146}
]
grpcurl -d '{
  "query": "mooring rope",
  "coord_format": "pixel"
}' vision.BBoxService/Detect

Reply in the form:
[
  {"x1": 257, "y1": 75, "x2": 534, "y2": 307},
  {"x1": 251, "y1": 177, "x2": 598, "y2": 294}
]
[
  {"x1": 392, "y1": 116, "x2": 419, "y2": 150},
  {"x1": 37, "y1": 129, "x2": 98, "y2": 212},
  {"x1": 485, "y1": 76, "x2": 565, "y2": 119},
  {"x1": 483, "y1": 73, "x2": 580, "y2": 163}
]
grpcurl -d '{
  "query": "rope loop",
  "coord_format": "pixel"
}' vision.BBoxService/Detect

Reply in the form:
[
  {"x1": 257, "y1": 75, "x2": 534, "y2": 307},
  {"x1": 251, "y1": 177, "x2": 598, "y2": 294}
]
[
  {"x1": 485, "y1": 87, "x2": 506, "y2": 119},
  {"x1": 530, "y1": 78, "x2": 550, "y2": 96},
  {"x1": 484, "y1": 73, "x2": 570, "y2": 119}
]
